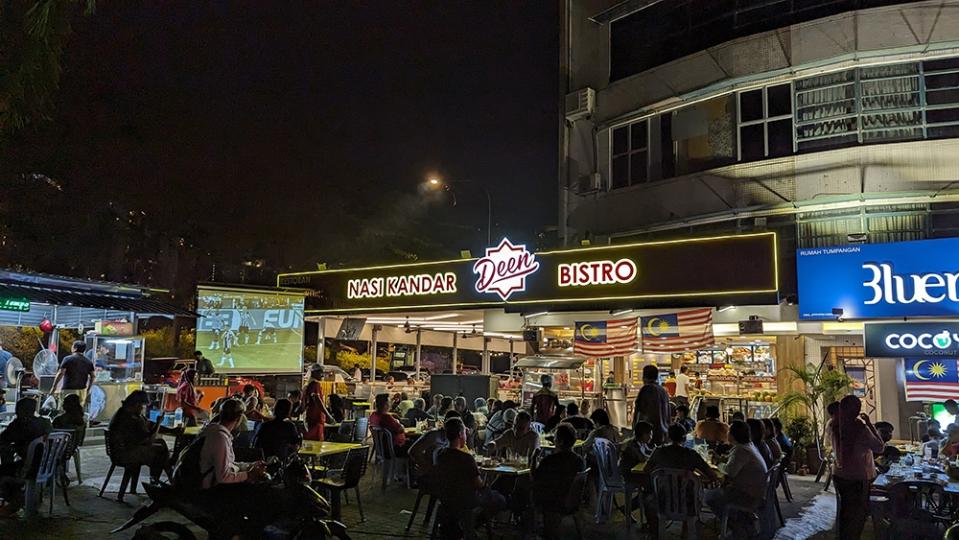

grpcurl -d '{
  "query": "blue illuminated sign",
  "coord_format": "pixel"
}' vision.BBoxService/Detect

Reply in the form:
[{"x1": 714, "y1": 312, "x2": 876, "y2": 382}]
[{"x1": 798, "y1": 238, "x2": 959, "y2": 320}]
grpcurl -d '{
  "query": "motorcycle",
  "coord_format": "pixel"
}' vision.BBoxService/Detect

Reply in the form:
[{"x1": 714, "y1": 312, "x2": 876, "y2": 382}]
[{"x1": 113, "y1": 454, "x2": 350, "y2": 540}]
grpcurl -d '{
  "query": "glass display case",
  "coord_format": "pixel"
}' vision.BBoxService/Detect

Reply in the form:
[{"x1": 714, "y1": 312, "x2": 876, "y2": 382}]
[{"x1": 84, "y1": 334, "x2": 146, "y2": 421}]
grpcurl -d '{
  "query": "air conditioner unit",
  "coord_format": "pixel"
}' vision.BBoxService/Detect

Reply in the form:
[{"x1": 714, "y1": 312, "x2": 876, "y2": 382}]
[
  {"x1": 575, "y1": 173, "x2": 603, "y2": 194},
  {"x1": 565, "y1": 87, "x2": 595, "y2": 122}
]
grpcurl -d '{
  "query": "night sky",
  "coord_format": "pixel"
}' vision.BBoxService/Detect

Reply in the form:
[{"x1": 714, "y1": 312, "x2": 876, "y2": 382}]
[{"x1": 7, "y1": 2, "x2": 558, "y2": 272}]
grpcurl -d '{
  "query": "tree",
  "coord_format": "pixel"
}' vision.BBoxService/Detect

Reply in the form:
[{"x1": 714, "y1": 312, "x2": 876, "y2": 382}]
[
  {"x1": 0, "y1": 0, "x2": 95, "y2": 143},
  {"x1": 778, "y1": 362, "x2": 852, "y2": 445}
]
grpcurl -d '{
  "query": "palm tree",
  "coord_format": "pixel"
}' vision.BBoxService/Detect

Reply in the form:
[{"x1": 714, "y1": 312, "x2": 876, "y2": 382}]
[
  {"x1": 0, "y1": 0, "x2": 95, "y2": 143},
  {"x1": 778, "y1": 362, "x2": 853, "y2": 445}
]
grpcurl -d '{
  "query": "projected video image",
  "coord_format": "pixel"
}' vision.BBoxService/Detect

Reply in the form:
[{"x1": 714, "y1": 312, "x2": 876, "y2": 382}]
[{"x1": 196, "y1": 286, "x2": 305, "y2": 373}]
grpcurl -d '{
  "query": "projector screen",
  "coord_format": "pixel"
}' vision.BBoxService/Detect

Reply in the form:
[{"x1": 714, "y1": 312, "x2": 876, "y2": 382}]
[{"x1": 196, "y1": 286, "x2": 305, "y2": 374}]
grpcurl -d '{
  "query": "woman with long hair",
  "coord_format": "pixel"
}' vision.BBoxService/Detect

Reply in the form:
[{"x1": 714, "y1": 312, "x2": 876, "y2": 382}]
[{"x1": 831, "y1": 395, "x2": 884, "y2": 540}]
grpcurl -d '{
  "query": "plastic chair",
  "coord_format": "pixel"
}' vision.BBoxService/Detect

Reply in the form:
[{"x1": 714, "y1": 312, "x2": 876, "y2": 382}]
[
  {"x1": 778, "y1": 455, "x2": 793, "y2": 501},
  {"x1": 370, "y1": 426, "x2": 406, "y2": 489},
  {"x1": 98, "y1": 428, "x2": 142, "y2": 502},
  {"x1": 354, "y1": 416, "x2": 369, "y2": 443},
  {"x1": 332, "y1": 420, "x2": 355, "y2": 443},
  {"x1": 530, "y1": 422, "x2": 545, "y2": 435},
  {"x1": 533, "y1": 467, "x2": 591, "y2": 539},
  {"x1": 650, "y1": 467, "x2": 704, "y2": 539},
  {"x1": 719, "y1": 463, "x2": 780, "y2": 538},
  {"x1": 592, "y1": 438, "x2": 632, "y2": 527},
  {"x1": 23, "y1": 432, "x2": 71, "y2": 517},
  {"x1": 883, "y1": 480, "x2": 951, "y2": 539},
  {"x1": 52, "y1": 427, "x2": 84, "y2": 483},
  {"x1": 314, "y1": 446, "x2": 370, "y2": 523}
]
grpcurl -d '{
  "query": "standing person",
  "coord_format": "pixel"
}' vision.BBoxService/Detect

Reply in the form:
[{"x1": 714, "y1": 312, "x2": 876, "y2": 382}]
[
  {"x1": 831, "y1": 395, "x2": 884, "y2": 540},
  {"x1": 194, "y1": 351, "x2": 216, "y2": 376},
  {"x1": 674, "y1": 365, "x2": 691, "y2": 408},
  {"x1": 176, "y1": 369, "x2": 208, "y2": 427},
  {"x1": 530, "y1": 374, "x2": 560, "y2": 426},
  {"x1": 632, "y1": 365, "x2": 670, "y2": 445},
  {"x1": 352, "y1": 363, "x2": 363, "y2": 381},
  {"x1": 52, "y1": 341, "x2": 95, "y2": 406},
  {"x1": 302, "y1": 365, "x2": 331, "y2": 441}
]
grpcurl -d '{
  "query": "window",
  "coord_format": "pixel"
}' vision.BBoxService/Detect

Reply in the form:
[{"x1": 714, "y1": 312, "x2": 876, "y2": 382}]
[
  {"x1": 610, "y1": 120, "x2": 648, "y2": 189},
  {"x1": 737, "y1": 83, "x2": 794, "y2": 161},
  {"x1": 795, "y1": 62, "x2": 924, "y2": 151},
  {"x1": 924, "y1": 57, "x2": 959, "y2": 140},
  {"x1": 672, "y1": 94, "x2": 736, "y2": 176}
]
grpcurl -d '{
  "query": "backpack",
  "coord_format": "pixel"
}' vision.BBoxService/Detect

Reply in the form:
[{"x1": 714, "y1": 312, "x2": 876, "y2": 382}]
[{"x1": 172, "y1": 433, "x2": 214, "y2": 490}]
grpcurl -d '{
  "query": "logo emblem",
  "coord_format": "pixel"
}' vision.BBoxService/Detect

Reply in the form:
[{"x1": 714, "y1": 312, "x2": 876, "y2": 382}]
[
  {"x1": 935, "y1": 331, "x2": 953, "y2": 349},
  {"x1": 473, "y1": 238, "x2": 540, "y2": 301}
]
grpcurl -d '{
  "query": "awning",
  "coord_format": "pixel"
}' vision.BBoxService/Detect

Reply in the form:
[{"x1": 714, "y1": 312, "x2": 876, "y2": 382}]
[
  {"x1": 514, "y1": 354, "x2": 587, "y2": 370},
  {"x1": 0, "y1": 283, "x2": 194, "y2": 317}
]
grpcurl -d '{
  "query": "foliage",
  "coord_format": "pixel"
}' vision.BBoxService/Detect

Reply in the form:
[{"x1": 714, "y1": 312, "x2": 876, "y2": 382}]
[
  {"x1": 140, "y1": 327, "x2": 195, "y2": 359},
  {"x1": 784, "y1": 415, "x2": 813, "y2": 447},
  {"x1": 0, "y1": 0, "x2": 95, "y2": 143},
  {"x1": 325, "y1": 348, "x2": 390, "y2": 375},
  {"x1": 0, "y1": 326, "x2": 45, "y2": 362},
  {"x1": 778, "y1": 363, "x2": 852, "y2": 444}
]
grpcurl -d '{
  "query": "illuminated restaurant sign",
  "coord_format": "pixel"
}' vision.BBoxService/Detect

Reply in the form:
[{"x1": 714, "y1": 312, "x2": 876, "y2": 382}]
[
  {"x1": 798, "y1": 237, "x2": 959, "y2": 319},
  {"x1": 277, "y1": 232, "x2": 779, "y2": 313}
]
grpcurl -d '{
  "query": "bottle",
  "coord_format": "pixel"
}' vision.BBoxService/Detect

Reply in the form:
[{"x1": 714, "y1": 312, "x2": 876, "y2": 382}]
[{"x1": 174, "y1": 407, "x2": 183, "y2": 428}]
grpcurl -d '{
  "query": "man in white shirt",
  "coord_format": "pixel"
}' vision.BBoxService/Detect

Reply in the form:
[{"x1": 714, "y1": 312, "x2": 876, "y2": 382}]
[
  {"x1": 674, "y1": 365, "x2": 691, "y2": 408},
  {"x1": 197, "y1": 399, "x2": 268, "y2": 520}
]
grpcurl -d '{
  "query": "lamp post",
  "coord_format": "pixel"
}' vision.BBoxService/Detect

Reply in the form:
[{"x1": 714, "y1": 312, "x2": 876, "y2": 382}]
[{"x1": 426, "y1": 177, "x2": 493, "y2": 246}]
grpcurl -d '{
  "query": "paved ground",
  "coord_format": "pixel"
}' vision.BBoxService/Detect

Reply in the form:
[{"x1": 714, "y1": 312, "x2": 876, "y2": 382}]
[{"x1": 0, "y1": 436, "x2": 856, "y2": 540}]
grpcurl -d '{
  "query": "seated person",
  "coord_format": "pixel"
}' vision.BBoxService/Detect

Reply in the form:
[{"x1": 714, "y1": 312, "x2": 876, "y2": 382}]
[
  {"x1": 619, "y1": 421, "x2": 654, "y2": 473},
  {"x1": 694, "y1": 406, "x2": 729, "y2": 446},
  {"x1": 287, "y1": 390, "x2": 303, "y2": 418},
  {"x1": 0, "y1": 398, "x2": 52, "y2": 515},
  {"x1": 923, "y1": 427, "x2": 944, "y2": 458},
  {"x1": 771, "y1": 418, "x2": 793, "y2": 464},
  {"x1": 705, "y1": 420, "x2": 768, "y2": 518},
  {"x1": 942, "y1": 424, "x2": 959, "y2": 458},
  {"x1": 874, "y1": 421, "x2": 901, "y2": 472},
  {"x1": 583, "y1": 409, "x2": 621, "y2": 449},
  {"x1": 643, "y1": 423, "x2": 718, "y2": 532},
  {"x1": 369, "y1": 393, "x2": 408, "y2": 456},
  {"x1": 747, "y1": 418, "x2": 775, "y2": 468},
  {"x1": 762, "y1": 418, "x2": 783, "y2": 464},
  {"x1": 408, "y1": 410, "x2": 459, "y2": 478},
  {"x1": 397, "y1": 393, "x2": 415, "y2": 418},
  {"x1": 489, "y1": 410, "x2": 539, "y2": 459},
  {"x1": 427, "y1": 394, "x2": 444, "y2": 418},
  {"x1": 327, "y1": 394, "x2": 345, "y2": 424},
  {"x1": 434, "y1": 418, "x2": 506, "y2": 532},
  {"x1": 52, "y1": 393, "x2": 87, "y2": 443},
  {"x1": 252, "y1": 398, "x2": 302, "y2": 460},
  {"x1": 674, "y1": 405, "x2": 696, "y2": 434},
  {"x1": 562, "y1": 402, "x2": 594, "y2": 437},
  {"x1": 453, "y1": 396, "x2": 476, "y2": 432},
  {"x1": 485, "y1": 402, "x2": 516, "y2": 446},
  {"x1": 405, "y1": 398, "x2": 432, "y2": 423},
  {"x1": 532, "y1": 424, "x2": 585, "y2": 539},
  {"x1": 108, "y1": 390, "x2": 173, "y2": 484},
  {"x1": 474, "y1": 398, "x2": 489, "y2": 419},
  {"x1": 195, "y1": 399, "x2": 270, "y2": 524},
  {"x1": 921, "y1": 420, "x2": 942, "y2": 443}
]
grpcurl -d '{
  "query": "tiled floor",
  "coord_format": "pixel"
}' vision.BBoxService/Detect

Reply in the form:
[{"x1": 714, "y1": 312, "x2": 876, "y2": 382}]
[{"x1": 0, "y1": 439, "x2": 850, "y2": 540}]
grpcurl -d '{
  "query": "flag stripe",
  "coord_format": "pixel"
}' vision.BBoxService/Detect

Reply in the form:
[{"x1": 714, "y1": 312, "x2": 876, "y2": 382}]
[
  {"x1": 640, "y1": 308, "x2": 714, "y2": 353},
  {"x1": 573, "y1": 317, "x2": 638, "y2": 357}
]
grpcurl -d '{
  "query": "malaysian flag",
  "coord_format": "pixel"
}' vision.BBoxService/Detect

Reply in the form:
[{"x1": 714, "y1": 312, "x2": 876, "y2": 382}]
[
  {"x1": 640, "y1": 308, "x2": 715, "y2": 353},
  {"x1": 573, "y1": 318, "x2": 639, "y2": 357},
  {"x1": 905, "y1": 359, "x2": 959, "y2": 402}
]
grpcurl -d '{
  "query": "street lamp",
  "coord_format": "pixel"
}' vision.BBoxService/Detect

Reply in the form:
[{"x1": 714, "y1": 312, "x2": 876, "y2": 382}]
[{"x1": 424, "y1": 176, "x2": 493, "y2": 245}]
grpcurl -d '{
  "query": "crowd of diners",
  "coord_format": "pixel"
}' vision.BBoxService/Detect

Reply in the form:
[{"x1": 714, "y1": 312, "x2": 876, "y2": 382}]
[{"x1": 1, "y1": 354, "x2": 924, "y2": 540}]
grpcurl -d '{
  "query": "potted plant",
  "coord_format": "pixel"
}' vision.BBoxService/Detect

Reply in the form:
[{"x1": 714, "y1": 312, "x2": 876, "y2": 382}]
[
  {"x1": 783, "y1": 415, "x2": 813, "y2": 473},
  {"x1": 779, "y1": 363, "x2": 852, "y2": 474}
]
